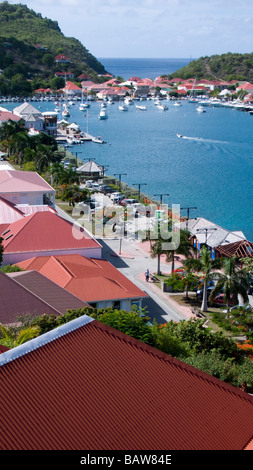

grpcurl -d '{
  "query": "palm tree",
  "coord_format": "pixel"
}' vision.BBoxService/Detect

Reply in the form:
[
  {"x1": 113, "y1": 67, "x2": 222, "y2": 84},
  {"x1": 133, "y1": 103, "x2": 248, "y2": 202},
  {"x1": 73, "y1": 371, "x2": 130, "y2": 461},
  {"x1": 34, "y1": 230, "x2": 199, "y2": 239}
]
[
  {"x1": 0, "y1": 324, "x2": 40, "y2": 349},
  {"x1": 150, "y1": 234, "x2": 164, "y2": 276},
  {"x1": 209, "y1": 256, "x2": 249, "y2": 313},
  {"x1": 183, "y1": 245, "x2": 223, "y2": 312},
  {"x1": 167, "y1": 228, "x2": 195, "y2": 273},
  {"x1": 50, "y1": 163, "x2": 80, "y2": 186},
  {"x1": 0, "y1": 118, "x2": 26, "y2": 141},
  {"x1": 149, "y1": 224, "x2": 194, "y2": 276},
  {"x1": 8, "y1": 131, "x2": 30, "y2": 165},
  {"x1": 35, "y1": 144, "x2": 55, "y2": 173}
]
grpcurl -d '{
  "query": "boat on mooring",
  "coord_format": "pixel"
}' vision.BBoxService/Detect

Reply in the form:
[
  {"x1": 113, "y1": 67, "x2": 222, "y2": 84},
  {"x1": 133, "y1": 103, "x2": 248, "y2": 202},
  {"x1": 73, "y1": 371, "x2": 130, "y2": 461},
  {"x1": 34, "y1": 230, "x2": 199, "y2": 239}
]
[{"x1": 99, "y1": 109, "x2": 108, "y2": 120}]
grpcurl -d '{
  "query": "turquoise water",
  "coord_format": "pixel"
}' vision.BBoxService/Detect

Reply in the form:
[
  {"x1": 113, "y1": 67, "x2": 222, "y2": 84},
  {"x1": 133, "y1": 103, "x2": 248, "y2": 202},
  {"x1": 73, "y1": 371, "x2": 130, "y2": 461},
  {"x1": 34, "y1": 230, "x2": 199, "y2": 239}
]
[
  {"x1": 98, "y1": 57, "x2": 192, "y2": 80},
  {"x1": 7, "y1": 95, "x2": 253, "y2": 242}
]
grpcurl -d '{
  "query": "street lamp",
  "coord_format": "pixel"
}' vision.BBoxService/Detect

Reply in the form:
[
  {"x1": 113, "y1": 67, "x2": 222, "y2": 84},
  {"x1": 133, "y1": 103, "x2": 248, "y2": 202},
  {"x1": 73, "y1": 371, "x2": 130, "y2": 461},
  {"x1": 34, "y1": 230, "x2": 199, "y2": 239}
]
[
  {"x1": 154, "y1": 193, "x2": 169, "y2": 206},
  {"x1": 181, "y1": 206, "x2": 197, "y2": 230},
  {"x1": 74, "y1": 151, "x2": 82, "y2": 167},
  {"x1": 114, "y1": 173, "x2": 127, "y2": 191},
  {"x1": 132, "y1": 183, "x2": 147, "y2": 201},
  {"x1": 196, "y1": 227, "x2": 217, "y2": 246}
]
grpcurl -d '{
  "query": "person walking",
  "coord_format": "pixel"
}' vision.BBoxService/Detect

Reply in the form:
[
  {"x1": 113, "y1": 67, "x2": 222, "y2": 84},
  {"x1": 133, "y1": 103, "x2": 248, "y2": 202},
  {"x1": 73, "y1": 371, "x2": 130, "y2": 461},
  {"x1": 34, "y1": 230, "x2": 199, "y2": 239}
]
[{"x1": 145, "y1": 269, "x2": 150, "y2": 282}]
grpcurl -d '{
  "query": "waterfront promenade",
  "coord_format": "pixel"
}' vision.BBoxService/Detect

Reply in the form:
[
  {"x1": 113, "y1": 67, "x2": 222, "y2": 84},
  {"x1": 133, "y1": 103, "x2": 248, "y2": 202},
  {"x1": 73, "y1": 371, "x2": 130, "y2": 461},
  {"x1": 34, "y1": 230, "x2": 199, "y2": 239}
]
[{"x1": 97, "y1": 235, "x2": 195, "y2": 324}]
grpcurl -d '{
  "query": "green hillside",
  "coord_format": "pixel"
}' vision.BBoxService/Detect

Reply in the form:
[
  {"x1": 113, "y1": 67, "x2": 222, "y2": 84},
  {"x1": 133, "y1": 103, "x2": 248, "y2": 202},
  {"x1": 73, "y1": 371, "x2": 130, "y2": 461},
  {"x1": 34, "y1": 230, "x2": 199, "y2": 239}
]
[
  {"x1": 0, "y1": 1, "x2": 107, "y2": 91},
  {"x1": 166, "y1": 53, "x2": 253, "y2": 82}
]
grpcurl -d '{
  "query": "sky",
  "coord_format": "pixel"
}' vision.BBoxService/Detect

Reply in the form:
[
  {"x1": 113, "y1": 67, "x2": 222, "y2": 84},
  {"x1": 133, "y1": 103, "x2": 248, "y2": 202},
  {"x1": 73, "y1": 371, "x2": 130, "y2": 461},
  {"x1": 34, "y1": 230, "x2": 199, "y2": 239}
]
[{"x1": 4, "y1": 0, "x2": 253, "y2": 59}]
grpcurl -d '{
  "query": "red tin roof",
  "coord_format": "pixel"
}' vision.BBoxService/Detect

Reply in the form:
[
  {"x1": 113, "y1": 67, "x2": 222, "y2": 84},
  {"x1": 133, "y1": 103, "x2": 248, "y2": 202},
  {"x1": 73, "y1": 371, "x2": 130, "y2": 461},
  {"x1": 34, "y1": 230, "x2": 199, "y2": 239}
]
[{"x1": 0, "y1": 316, "x2": 253, "y2": 450}]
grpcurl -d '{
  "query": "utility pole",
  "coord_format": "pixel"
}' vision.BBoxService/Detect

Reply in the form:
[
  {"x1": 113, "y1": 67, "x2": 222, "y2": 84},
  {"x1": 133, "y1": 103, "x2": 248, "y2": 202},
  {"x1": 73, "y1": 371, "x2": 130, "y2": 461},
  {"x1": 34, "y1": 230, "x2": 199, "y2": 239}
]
[
  {"x1": 181, "y1": 206, "x2": 197, "y2": 231},
  {"x1": 132, "y1": 183, "x2": 147, "y2": 201},
  {"x1": 74, "y1": 151, "x2": 82, "y2": 167},
  {"x1": 196, "y1": 227, "x2": 217, "y2": 246},
  {"x1": 114, "y1": 173, "x2": 127, "y2": 191},
  {"x1": 154, "y1": 193, "x2": 169, "y2": 206}
]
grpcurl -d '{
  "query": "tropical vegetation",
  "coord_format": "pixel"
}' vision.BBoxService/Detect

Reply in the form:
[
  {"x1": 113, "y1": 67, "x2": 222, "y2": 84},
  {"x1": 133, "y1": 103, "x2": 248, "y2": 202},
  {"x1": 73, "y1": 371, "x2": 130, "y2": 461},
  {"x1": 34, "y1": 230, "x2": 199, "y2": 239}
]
[
  {"x1": 165, "y1": 52, "x2": 253, "y2": 82},
  {"x1": 183, "y1": 246, "x2": 223, "y2": 311},
  {"x1": 0, "y1": 2, "x2": 108, "y2": 96},
  {"x1": 2, "y1": 306, "x2": 253, "y2": 392},
  {"x1": 209, "y1": 256, "x2": 249, "y2": 313}
]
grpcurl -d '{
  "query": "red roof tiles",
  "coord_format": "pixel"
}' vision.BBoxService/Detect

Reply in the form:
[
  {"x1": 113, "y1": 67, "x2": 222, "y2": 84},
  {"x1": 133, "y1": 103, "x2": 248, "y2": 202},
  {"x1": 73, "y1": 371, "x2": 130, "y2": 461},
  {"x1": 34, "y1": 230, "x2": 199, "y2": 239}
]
[
  {"x1": 0, "y1": 316, "x2": 253, "y2": 450},
  {"x1": 16, "y1": 254, "x2": 147, "y2": 302},
  {"x1": 0, "y1": 212, "x2": 101, "y2": 255}
]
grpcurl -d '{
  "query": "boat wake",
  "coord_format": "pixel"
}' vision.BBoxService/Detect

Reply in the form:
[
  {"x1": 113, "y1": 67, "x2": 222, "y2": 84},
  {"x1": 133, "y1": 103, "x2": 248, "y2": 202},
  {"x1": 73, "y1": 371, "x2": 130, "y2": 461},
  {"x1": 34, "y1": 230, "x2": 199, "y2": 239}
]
[{"x1": 181, "y1": 136, "x2": 229, "y2": 144}]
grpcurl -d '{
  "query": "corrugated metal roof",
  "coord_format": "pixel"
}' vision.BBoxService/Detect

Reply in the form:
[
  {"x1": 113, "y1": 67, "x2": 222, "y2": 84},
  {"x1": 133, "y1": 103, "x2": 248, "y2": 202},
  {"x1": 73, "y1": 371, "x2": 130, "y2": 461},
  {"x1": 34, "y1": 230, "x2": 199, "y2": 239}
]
[{"x1": 0, "y1": 318, "x2": 253, "y2": 450}]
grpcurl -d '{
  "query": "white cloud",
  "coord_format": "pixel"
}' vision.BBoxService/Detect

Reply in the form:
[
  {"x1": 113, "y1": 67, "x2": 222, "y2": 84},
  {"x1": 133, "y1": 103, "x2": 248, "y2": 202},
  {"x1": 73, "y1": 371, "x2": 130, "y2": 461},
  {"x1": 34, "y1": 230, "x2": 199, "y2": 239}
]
[{"x1": 3, "y1": 0, "x2": 253, "y2": 57}]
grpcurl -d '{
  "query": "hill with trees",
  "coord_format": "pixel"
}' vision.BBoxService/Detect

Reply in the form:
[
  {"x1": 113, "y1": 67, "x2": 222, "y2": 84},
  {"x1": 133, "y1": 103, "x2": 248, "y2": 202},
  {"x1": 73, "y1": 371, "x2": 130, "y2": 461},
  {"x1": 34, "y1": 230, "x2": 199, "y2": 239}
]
[
  {"x1": 0, "y1": 2, "x2": 108, "y2": 95},
  {"x1": 165, "y1": 52, "x2": 253, "y2": 82}
]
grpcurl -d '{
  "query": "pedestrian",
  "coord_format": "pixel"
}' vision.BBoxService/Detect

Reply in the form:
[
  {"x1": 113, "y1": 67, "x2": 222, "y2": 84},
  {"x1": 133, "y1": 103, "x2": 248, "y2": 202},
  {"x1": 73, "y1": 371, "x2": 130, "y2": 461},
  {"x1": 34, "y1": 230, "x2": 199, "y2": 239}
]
[{"x1": 145, "y1": 269, "x2": 149, "y2": 282}]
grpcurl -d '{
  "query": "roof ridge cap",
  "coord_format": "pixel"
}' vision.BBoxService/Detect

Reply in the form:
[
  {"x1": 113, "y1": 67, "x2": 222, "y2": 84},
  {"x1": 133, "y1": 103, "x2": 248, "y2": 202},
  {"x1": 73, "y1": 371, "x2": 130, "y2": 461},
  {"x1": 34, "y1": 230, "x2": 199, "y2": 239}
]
[{"x1": 0, "y1": 315, "x2": 94, "y2": 367}]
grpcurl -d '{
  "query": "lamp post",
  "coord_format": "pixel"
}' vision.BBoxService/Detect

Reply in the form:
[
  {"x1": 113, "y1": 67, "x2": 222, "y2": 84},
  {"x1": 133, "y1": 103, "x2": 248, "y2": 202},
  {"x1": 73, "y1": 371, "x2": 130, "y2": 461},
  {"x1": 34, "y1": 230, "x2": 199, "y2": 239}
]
[
  {"x1": 132, "y1": 183, "x2": 147, "y2": 201},
  {"x1": 74, "y1": 151, "x2": 82, "y2": 167},
  {"x1": 181, "y1": 206, "x2": 197, "y2": 231},
  {"x1": 154, "y1": 193, "x2": 169, "y2": 206},
  {"x1": 114, "y1": 173, "x2": 127, "y2": 191},
  {"x1": 196, "y1": 227, "x2": 217, "y2": 257}
]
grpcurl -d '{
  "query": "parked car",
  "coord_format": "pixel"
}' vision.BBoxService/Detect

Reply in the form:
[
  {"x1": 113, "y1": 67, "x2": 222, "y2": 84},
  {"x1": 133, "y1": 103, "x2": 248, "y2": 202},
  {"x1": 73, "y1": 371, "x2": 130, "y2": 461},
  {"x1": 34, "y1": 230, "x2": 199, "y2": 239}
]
[
  {"x1": 211, "y1": 294, "x2": 235, "y2": 307},
  {"x1": 85, "y1": 180, "x2": 94, "y2": 188},
  {"x1": 99, "y1": 185, "x2": 113, "y2": 194},
  {"x1": 196, "y1": 286, "x2": 214, "y2": 300},
  {"x1": 110, "y1": 192, "x2": 125, "y2": 204},
  {"x1": 120, "y1": 198, "x2": 139, "y2": 206}
]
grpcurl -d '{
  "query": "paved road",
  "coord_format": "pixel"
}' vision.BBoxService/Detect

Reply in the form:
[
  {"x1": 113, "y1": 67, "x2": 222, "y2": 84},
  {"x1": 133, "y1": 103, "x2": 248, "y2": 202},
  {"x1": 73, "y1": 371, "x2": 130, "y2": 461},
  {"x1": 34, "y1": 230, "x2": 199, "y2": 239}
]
[
  {"x1": 98, "y1": 235, "x2": 191, "y2": 324},
  {"x1": 55, "y1": 203, "x2": 192, "y2": 324}
]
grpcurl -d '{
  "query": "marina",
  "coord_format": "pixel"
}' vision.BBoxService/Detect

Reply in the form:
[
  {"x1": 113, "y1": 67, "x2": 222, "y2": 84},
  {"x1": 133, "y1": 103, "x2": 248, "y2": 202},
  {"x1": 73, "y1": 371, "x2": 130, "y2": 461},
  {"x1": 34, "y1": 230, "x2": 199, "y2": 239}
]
[{"x1": 4, "y1": 94, "x2": 253, "y2": 242}]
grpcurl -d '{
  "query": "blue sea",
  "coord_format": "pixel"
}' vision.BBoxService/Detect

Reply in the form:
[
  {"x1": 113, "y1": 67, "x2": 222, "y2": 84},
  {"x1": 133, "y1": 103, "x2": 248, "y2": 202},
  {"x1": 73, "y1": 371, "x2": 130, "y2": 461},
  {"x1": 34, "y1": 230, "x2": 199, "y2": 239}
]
[
  {"x1": 7, "y1": 58, "x2": 253, "y2": 242},
  {"x1": 98, "y1": 57, "x2": 192, "y2": 80}
]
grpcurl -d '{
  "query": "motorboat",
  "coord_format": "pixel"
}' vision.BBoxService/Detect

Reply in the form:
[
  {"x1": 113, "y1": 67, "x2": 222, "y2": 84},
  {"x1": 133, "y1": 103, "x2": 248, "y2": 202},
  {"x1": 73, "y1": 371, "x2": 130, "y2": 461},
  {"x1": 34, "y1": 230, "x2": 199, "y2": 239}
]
[
  {"x1": 196, "y1": 105, "x2": 206, "y2": 113},
  {"x1": 177, "y1": 133, "x2": 183, "y2": 138},
  {"x1": 119, "y1": 104, "x2": 128, "y2": 111},
  {"x1": 125, "y1": 98, "x2": 134, "y2": 105},
  {"x1": 99, "y1": 109, "x2": 108, "y2": 120},
  {"x1": 136, "y1": 105, "x2": 146, "y2": 111},
  {"x1": 157, "y1": 103, "x2": 168, "y2": 110},
  {"x1": 93, "y1": 136, "x2": 106, "y2": 144},
  {"x1": 174, "y1": 102, "x2": 182, "y2": 107}
]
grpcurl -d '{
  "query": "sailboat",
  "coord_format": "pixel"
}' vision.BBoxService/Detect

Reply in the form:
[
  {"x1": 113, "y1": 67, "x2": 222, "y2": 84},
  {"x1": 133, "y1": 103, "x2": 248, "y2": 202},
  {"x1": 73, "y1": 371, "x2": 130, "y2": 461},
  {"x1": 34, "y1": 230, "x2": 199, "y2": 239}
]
[
  {"x1": 188, "y1": 79, "x2": 198, "y2": 103},
  {"x1": 62, "y1": 103, "x2": 70, "y2": 117},
  {"x1": 79, "y1": 88, "x2": 90, "y2": 110},
  {"x1": 62, "y1": 73, "x2": 70, "y2": 117}
]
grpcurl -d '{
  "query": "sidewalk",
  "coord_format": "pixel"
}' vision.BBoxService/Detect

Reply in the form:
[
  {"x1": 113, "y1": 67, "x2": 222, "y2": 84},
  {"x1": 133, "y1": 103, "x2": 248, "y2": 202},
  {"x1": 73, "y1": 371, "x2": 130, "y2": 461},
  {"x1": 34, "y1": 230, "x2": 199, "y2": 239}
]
[{"x1": 99, "y1": 236, "x2": 196, "y2": 324}]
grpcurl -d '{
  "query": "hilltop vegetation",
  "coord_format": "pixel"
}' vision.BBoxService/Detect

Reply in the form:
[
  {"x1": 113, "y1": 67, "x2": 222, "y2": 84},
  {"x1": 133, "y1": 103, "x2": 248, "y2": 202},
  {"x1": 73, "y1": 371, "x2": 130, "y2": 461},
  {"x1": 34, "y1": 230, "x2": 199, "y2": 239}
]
[
  {"x1": 0, "y1": 2, "x2": 107, "y2": 95},
  {"x1": 166, "y1": 52, "x2": 253, "y2": 82}
]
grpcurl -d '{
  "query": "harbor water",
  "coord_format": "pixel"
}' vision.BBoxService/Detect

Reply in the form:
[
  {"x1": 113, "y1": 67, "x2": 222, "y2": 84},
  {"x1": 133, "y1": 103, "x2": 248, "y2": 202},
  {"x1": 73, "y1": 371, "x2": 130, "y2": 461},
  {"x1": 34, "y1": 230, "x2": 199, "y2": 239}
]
[{"x1": 6, "y1": 57, "x2": 253, "y2": 242}]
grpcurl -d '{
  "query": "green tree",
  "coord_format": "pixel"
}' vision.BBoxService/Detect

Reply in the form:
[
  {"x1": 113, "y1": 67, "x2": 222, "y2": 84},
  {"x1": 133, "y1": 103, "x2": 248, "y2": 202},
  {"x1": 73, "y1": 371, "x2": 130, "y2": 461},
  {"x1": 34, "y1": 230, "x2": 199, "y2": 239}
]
[
  {"x1": 183, "y1": 246, "x2": 223, "y2": 311},
  {"x1": 209, "y1": 256, "x2": 249, "y2": 313},
  {"x1": 0, "y1": 118, "x2": 26, "y2": 141},
  {"x1": 35, "y1": 144, "x2": 55, "y2": 173},
  {"x1": 0, "y1": 324, "x2": 40, "y2": 348}
]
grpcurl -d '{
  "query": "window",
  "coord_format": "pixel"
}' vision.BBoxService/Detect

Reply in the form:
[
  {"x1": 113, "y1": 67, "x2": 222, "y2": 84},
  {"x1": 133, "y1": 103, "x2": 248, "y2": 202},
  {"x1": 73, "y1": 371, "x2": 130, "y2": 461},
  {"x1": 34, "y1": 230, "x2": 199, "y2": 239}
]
[{"x1": 113, "y1": 300, "x2": 120, "y2": 309}]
